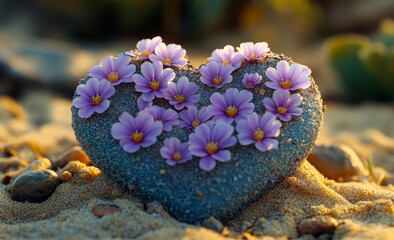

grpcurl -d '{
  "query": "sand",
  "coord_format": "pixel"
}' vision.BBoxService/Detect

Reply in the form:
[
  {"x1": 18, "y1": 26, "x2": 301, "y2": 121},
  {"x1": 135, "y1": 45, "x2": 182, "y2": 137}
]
[{"x1": 1, "y1": 97, "x2": 394, "y2": 239}]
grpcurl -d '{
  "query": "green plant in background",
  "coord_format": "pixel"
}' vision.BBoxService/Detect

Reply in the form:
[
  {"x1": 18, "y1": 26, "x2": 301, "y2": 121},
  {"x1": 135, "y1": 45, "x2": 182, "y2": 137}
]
[{"x1": 326, "y1": 19, "x2": 394, "y2": 102}]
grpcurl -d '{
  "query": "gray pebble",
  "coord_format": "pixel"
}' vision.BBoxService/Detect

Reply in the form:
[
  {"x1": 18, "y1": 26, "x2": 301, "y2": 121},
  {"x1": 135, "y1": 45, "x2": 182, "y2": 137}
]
[
  {"x1": 308, "y1": 144, "x2": 366, "y2": 181},
  {"x1": 10, "y1": 169, "x2": 60, "y2": 203}
]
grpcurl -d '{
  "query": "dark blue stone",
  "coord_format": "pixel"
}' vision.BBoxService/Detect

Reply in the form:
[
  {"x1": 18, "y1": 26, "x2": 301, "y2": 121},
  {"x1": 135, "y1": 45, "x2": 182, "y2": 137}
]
[{"x1": 71, "y1": 52, "x2": 323, "y2": 224}]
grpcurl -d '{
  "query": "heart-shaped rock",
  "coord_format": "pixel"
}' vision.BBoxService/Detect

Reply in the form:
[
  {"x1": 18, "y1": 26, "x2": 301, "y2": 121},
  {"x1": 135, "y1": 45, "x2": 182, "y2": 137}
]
[{"x1": 71, "y1": 42, "x2": 323, "y2": 224}]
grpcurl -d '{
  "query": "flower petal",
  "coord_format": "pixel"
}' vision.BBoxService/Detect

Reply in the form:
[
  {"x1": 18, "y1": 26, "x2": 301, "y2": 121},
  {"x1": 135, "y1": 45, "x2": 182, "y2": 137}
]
[{"x1": 199, "y1": 156, "x2": 216, "y2": 171}]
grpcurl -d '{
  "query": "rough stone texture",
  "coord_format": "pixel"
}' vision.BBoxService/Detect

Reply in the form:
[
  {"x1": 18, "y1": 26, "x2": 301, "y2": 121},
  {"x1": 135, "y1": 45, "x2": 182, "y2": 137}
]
[
  {"x1": 297, "y1": 216, "x2": 339, "y2": 235},
  {"x1": 308, "y1": 143, "x2": 366, "y2": 181},
  {"x1": 51, "y1": 146, "x2": 91, "y2": 170},
  {"x1": 71, "y1": 52, "x2": 324, "y2": 223},
  {"x1": 10, "y1": 169, "x2": 60, "y2": 203}
]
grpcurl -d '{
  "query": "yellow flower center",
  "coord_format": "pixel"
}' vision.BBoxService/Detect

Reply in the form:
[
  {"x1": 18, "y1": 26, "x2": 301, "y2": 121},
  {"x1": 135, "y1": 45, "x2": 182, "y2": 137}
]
[
  {"x1": 213, "y1": 76, "x2": 223, "y2": 86},
  {"x1": 279, "y1": 79, "x2": 292, "y2": 89},
  {"x1": 192, "y1": 119, "x2": 201, "y2": 128},
  {"x1": 253, "y1": 128, "x2": 265, "y2": 142},
  {"x1": 174, "y1": 95, "x2": 185, "y2": 103},
  {"x1": 140, "y1": 50, "x2": 150, "y2": 57},
  {"x1": 156, "y1": 120, "x2": 163, "y2": 124},
  {"x1": 130, "y1": 130, "x2": 144, "y2": 143},
  {"x1": 172, "y1": 152, "x2": 183, "y2": 161},
  {"x1": 107, "y1": 72, "x2": 120, "y2": 83},
  {"x1": 277, "y1": 106, "x2": 288, "y2": 115},
  {"x1": 90, "y1": 94, "x2": 102, "y2": 106},
  {"x1": 250, "y1": 53, "x2": 257, "y2": 59},
  {"x1": 150, "y1": 79, "x2": 160, "y2": 91},
  {"x1": 225, "y1": 105, "x2": 238, "y2": 117},
  {"x1": 246, "y1": 82, "x2": 254, "y2": 86},
  {"x1": 223, "y1": 60, "x2": 231, "y2": 67},
  {"x1": 162, "y1": 58, "x2": 172, "y2": 65},
  {"x1": 205, "y1": 142, "x2": 218, "y2": 154}
]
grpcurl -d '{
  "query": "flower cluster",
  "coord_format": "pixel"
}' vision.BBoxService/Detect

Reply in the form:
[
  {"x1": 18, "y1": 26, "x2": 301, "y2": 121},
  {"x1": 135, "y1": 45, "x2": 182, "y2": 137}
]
[
  {"x1": 73, "y1": 37, "x2": 313, "y2": 172},
  {"x1": 202, "y1": 42, "x2": 271, "y2": 89},
  {"x1": 263, "y1": 60, "x2": 311, "y2": 121},
  {"x1": 128, "y1": 36, "x2": 188, "y2": 68}
]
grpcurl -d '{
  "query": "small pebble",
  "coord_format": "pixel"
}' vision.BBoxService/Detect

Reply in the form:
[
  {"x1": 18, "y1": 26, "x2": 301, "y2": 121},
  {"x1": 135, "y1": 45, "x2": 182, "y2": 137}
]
[
  {"x1": 51, "y1": 146, "x2": 91, "y2": 169},
  {"x1": 10, "y1": 169, "x2": 60, "y2": 203},
  {"x1": 92, "y1": 204, "x2": 120, "y2": 217},
  {"x1": 59, "y1": 170, "x2": 72, "y2": 182},
  {"x1": 202, "y1": 216, "x2": 224, "y2": 232},
  {"x1": 297, "y1": 216, "x2": 338, "y2": 235},
  {"x1": 3, "y1": 157, "x2": 52, "y2": 185},
  {"x1": 307, "y1": 144, "x2": 366, "y2": 181},
  {"x1": 0, "y1": 156, "x2": 28, "y2": 172}
]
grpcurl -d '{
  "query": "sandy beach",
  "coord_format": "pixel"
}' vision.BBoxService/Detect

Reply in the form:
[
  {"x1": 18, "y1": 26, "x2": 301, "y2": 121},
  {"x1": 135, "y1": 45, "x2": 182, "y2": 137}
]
[{"x1": 0, "y1": 94, "x2": 393, "y2": 239}]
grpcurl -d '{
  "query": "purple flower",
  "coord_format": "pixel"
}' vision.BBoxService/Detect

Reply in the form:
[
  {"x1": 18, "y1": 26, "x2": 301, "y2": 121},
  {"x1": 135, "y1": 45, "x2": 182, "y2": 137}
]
[
  {"x1": 236, "y1": 112, "x2": 281, "y2": 152},
  {"x1": 73, "y1": 78, "x2": 115, "y2": 118},
  {"x1": 207, "y1": 88, "x2": 254, "y2": 124},
  {"x1": 207, "y1": 45, "x2": 244, "y2": 70},
  {"x1": 262, "y1": 90, "x2": 303, "y2": 121},
  {"x1": 179, "y1": 106, "x2": 212, "y2": 129},
  {"x1": 164, "y1": 76, "x2": 200, "y2": 110},
  {"x1": 132, "y1": 61, "x2": 175, "y2": 101},
  {"x1": 88, "y1": 55, "x2": 136, "y2": 86},
  {"x1": 137, "y1": 97, "x2": 152, "y2": 111},
  {"x1": 127, "y1": 36, "x2": 162, "y2": 59},
  {"x1": 265, "y1": 60, "x2": 311, "y2": 90},
  {"x1": 139, "y1": 106, "x2": 179, "y2": 132},
  {"x1": 242, "y1": 73, "x2": 262, "y2": 88},
  {"x1": 149, "y1": 43, "x2": 187, "y2": 67},
  {"x1": 111, "y1": 112, "x2": 163, "y2": 153},
  {"x1": 200, "y1": 62, "x2": 233, "y2": 88},
  {"x1": 188, "y1": 122, "x2": 237, "y2": 171},
  {"x1": 237, "y1": 42, "x2": 270, "y2": 61},
  {"x1": 160, "y1": 137, "x2": 192, "y2": 166}
]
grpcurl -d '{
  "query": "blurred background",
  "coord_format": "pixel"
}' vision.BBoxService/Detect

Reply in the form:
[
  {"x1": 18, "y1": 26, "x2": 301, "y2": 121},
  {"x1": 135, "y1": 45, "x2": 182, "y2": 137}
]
[{"x1": 0, "y1": 0, "x2": 393, "y2": 102}]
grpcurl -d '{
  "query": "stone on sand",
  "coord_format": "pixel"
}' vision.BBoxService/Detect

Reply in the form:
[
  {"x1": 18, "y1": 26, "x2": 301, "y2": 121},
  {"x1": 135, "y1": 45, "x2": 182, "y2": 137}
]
[
  {"x1": 10, "y1": 169, "x2": 60, "y2": 203},
  {"x1": 51, "y1": 146, "x2": 91, "y2": 170},
  {"x1": 297, "y1": 216, "x2": 339, "y2": 235},
  {"x1": 308, "y1": 143, "x2": 367, "y2": 181}
]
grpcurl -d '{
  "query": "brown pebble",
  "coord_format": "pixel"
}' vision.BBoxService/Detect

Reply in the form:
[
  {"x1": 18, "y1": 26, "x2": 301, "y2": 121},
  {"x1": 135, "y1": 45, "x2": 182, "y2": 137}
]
[
  {"x1": 159, "y1": 169, "x2": 166, "y2": 175},
  {"x1": 52, "y1": 146, "x2": 91, "y2": 169},
  {"x1": 0, "y1": 156, "x2": 28, "y2": 172},
  {"x1": 307, "y1": 144, "x2": 366, "y2": 181},
  {"x1": 92, "y1": 204, "x2": 120, "y2": 217},
  {"x1": 0, "y1": 144, "x2": 18, "y2": 157},
  {"x1": 59, "y1": 170, "x2": 72, "y2": 182},
  {"x1": 258, "y1": 89, "x2": 265, "y2": 96},
  {"x1": 4, "y1": 158, "x2": 52, "y2": 185},
  {"x1": 195, "y1": 190, "x2": 204, "y2": 197},
  {"x1": 297, "y1": 216, "x2": 338, "y2": 235}
]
